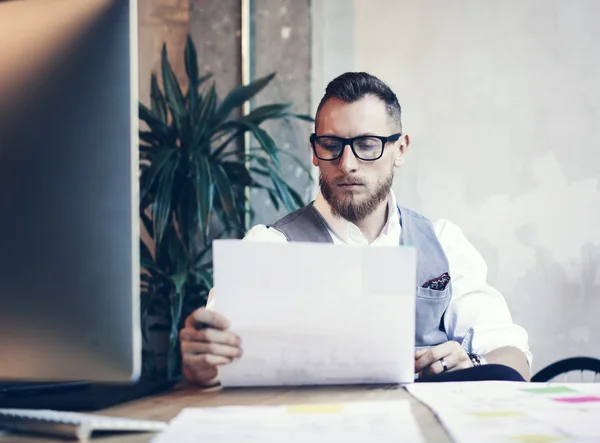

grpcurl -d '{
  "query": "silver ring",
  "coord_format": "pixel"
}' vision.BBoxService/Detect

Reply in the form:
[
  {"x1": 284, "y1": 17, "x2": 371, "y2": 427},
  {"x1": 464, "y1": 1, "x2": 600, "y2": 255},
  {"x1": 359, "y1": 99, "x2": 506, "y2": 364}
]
[{"x1": 440, "y1": 357, "x2": 448, "y2": 372}]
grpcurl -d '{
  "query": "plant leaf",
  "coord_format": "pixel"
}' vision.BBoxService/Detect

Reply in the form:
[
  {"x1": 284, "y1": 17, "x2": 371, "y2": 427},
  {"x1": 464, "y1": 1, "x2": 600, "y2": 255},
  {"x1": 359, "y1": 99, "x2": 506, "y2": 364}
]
[
  {"x1": 267, "y1": 188, "x2": 280, "y2": 211},
  {"x1": 285, "y1": 182, "x2": 306, "y2": 208},
  {"x1": 184, "y1": 35, "x2": 199, "y2": 115},
  {"x1": 193, "y1": 83, "x2": 218, "y2": 153},
  {"x1": 193, "y1": 268, "x2": 213, "y2": 290},
  {"x1": 234, "y1": 121, "x2": 280, "y2": 169},
  {"x1": 221, "y1": 161, "x2": 253, "y2": 187},
  {"x1": 255, "y1": 157, "x2": 297, "y2": 212},
  {"x1": 140, "y1": 239, "x2": 154, "y2": 268},
  {"x1": 140, "y1": 147, "x2": 176, "y2": 209},
  {"x1": 140, "y1": 209, "x2": 154, "y2": 238},
  {"x1": 168, "y1": 276, "x2": 185, "y2": 380},
  {"x1": 243, "y1": 103, "x2": 290, "y2": 125},
  {"x1": 282, "y1": 112, "x2": 314, "y2": 122},
  {"x1": 250, "y1": 147, "x2": 313, "y2": 179},
  {"x1": 152, "y1": 155, "x2": 177, "y2": 248},
  {"x1": 213, "y1": 72, "x2": 276, "y2": 124},
  {"x1": 195, "y1": 155, "x2": 214, "y2": 243},
  {"x1": 139, "y1": 103, "x2": 167, "y2": 138},
  {"x1": 161, "y1": 43, "x2": 186, "y2": 126},
  {"x1": 175, "y1": 181, "x2": 196, "y2": 259},
  {"x1": 140, "y1": 131, "x2": 163, "y2": 147},
  {"x1": 150, "y1": 73, "x2": 168, "y2": 124},
  {"x1": 211, "y1": 161, "x2": 241, "y2": 228}
]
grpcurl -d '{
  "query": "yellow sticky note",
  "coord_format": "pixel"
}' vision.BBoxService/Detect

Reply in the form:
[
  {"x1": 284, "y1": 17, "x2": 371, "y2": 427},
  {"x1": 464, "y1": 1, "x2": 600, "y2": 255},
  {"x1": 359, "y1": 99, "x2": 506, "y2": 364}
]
[
  {"x1": 508, "y1": 434, "x2": 565, "y2": 443},
  {"x1": 285, "y1": 403, "x2": 344, "y2": 414},
  {"x1": 470, "y1": 411, "x2": 523, "y2": 418}
]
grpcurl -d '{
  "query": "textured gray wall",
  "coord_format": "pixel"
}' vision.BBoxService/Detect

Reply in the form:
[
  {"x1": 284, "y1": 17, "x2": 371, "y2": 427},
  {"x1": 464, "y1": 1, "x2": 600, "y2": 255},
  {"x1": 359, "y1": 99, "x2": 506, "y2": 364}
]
[
  {"x1": 249, "y1": 0, "x2": 313, "y2": 226},
  {"x1": 315, "y1": 0, "x2": 600, "y2": 374},
  {"x1": 189, "y1": 0, "x2": 241, "y2": 98}
]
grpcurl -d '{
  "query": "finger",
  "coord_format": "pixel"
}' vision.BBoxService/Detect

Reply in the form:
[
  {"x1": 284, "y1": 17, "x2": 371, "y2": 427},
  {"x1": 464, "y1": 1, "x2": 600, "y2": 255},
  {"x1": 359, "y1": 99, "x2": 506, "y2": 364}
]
[
  {"x1": 421, "y1": 358, "x2": 447, "y2": 377},
  {"x1": 446, "y1": 351, "x2": 473, "y2": 372},
  {"x1": 181, "y1": 340, "x2": 242, "y2": 359},
  {"x1": 415, "y1": 349, "x2": 428, "y2": 359},
  {"x1": 183, "y1": 364, "x2": 218, "y2": 386},
  {"x1": 184, "y1": 353, "x2": 232, "y2": 368},
  {"x1": 180, "y1": 327, "x2": 241, "y2": 347},
  {"x1": 185, "y1": 308, "x2": 230, "y2": 330},
  {"x1": 414, "y1": 342, "x2": 459, "y2": 373},
  {"x1": 421, "y1": 347, "x2": 470, "y2": 376}
]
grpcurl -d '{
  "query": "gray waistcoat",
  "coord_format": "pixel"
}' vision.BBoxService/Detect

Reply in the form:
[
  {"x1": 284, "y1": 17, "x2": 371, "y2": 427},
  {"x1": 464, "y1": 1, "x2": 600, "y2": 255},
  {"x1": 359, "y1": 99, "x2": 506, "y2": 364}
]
[{"x1": 268, "y1": 202, "x2": 451, "y2": 349}]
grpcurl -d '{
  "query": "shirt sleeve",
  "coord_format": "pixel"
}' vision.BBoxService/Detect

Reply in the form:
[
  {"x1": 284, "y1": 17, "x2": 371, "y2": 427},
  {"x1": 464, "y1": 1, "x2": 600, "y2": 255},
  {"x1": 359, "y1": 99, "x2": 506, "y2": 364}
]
[
  {"x1": 242, "y1": 224, "x2": 289, "y2": 243},
  {"x1": 434, "y1": 218, "x2": 533, "y2": 367}
]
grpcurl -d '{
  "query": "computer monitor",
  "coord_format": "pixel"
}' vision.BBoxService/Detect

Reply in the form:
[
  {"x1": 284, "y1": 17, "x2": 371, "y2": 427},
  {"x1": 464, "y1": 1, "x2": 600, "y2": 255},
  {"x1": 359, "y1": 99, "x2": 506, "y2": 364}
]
[{"x1": 0, "y1": 0, "x2": 140, "y2": 386}]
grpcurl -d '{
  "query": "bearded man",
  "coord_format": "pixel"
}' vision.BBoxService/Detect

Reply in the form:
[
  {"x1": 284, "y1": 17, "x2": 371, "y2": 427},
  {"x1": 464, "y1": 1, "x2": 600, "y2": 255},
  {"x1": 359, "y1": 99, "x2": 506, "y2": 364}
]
[{"x1": 179, "y1": 72, "x2": 532, "y2": 387}]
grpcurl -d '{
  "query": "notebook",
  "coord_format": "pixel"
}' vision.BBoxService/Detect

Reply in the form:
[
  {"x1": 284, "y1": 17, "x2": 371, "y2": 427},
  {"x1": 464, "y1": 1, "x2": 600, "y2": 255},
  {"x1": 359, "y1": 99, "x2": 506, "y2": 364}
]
[{"x1": 0, "y1": 408, "x2": 167, "y2": 441}]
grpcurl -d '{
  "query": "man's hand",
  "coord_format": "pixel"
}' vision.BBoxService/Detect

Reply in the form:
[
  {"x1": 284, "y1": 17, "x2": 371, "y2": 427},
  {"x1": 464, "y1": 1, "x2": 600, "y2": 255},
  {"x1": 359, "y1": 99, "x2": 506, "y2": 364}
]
[
  {"x1": 415, "y1": 341, "x2": 473, "y2": 377},
  {"x1": 180, "y1": 307, "x2": 242, "y2": 387}
]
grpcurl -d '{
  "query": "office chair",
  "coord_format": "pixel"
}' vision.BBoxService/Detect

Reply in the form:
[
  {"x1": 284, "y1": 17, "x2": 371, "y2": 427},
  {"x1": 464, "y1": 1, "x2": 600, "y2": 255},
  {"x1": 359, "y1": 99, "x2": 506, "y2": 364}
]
[{"x1": 531, "y1": 357, "x2": 600, "y2": 383}]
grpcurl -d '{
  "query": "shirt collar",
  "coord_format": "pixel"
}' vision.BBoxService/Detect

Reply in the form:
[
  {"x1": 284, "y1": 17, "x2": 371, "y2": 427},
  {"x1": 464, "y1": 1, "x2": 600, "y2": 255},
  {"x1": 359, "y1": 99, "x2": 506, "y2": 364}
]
[{"x1": 313, "y1": 189, "x2": 400, "y2": 244}]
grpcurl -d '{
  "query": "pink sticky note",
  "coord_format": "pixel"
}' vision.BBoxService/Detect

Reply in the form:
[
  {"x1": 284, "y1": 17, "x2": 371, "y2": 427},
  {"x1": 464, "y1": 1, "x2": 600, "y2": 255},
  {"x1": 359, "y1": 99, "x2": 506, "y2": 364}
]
[{"x1": 553, "y1": 396, "x2": 600, "y2": 403}]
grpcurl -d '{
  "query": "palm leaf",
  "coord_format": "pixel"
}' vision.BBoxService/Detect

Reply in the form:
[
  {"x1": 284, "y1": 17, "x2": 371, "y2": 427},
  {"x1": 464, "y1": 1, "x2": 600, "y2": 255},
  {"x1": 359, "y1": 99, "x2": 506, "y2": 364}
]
[
  {"x1": 140, "y1": 209, "x2": 154, "y2": 238},
  {"x1": 213, "y1": 72, "x2": 276, "y2": 124},
  {"x1": 184, "y1": 35, "x2": 199, "y2": 116},
  {"x1": 193, "y1": 83, "x2": 218, "y2": 153},
  {"x1": 193, "y1": 268, "x2": 213, "y2": 291},
  {"x1": 229, "y1": 121, "x2": 280, "y2": 169},
  {"x1": 243, "y1": 103, "x2": 290, "y2": 125},
  {"x1": 150, "y1": 73, "x2": 168, "y2": 124},
  {"x1": 175, "y1": 181, "x2": 197, "y2": 258},
  {"x1": 211, "y1": 162, "x2": 241, "y2": 228},
  {"x1": 140, "y1": 147, "x2": 176, "y2": 209},
  {"x1": 139, "y1": 103, "x2": 167, "y2": 138},
  {"x1": 255, "y1": 157, "x2": 297, "y2": 212},
  {"x1": 250, "y1": 147, "x2": 313, "y2": 178},
  {"x1": 221, "y1": 161, "x2": 253, "y2": 187},
  {"x1": 161, "y1": 44, "x2": 186, "y2": 126},
  {"x1": 282, "y1": 112, "x2": 314, "y2": 122},
  {"x1": 195, "y1": 155, "x2": 214, "y2": 242},
  {"x1": 152, "y1": 156, "x2": 177, "y2": 248},
  {"x1": 140, "y1": 239, "x2": 154, "y2": 268}
]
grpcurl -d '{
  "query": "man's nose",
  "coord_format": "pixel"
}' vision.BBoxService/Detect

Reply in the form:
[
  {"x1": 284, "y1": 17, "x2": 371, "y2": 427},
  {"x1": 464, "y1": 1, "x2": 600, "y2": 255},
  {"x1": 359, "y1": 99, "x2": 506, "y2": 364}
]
[{"x1": 338, "y1": 144, "x2": 359, "y2": 174}]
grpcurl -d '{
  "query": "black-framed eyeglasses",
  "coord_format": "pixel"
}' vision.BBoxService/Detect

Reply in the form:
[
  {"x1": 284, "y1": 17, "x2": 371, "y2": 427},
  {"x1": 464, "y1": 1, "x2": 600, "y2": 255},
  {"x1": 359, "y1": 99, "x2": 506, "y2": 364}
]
[{"x1": 310, "y1": 133, "x2": 402, "y2": 161}]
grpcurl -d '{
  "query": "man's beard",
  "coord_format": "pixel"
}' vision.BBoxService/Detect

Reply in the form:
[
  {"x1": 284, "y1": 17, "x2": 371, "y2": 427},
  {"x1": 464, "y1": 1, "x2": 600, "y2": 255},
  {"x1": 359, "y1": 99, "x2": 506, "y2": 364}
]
[{"x1": 319, "y1": 170, "x2": 393, "y2": 223}]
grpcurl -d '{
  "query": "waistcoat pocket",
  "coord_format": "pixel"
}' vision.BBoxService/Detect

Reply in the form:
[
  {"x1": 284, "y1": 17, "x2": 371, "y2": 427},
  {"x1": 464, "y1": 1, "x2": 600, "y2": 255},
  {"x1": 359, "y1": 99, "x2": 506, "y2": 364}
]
[{"x1": 415, "y1": 285, "x2": 452, "y2": 346}]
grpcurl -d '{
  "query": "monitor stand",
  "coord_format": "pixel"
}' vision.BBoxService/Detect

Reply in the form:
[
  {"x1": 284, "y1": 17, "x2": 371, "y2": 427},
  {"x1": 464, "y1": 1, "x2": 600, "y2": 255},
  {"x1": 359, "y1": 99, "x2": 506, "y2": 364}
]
[{"x1": 0, "y1": 379, "x2": 176, "y2": 411}]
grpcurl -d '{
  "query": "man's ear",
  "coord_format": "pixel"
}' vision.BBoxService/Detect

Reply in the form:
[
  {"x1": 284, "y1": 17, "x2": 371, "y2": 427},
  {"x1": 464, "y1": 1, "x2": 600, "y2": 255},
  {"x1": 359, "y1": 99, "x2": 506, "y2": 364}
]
[
  {"x1": 312, "y1": 148, "x2": 319, "y2": 167},
  {"x1": 394, "y1": 133, "x2": 410, "y2": 167}
]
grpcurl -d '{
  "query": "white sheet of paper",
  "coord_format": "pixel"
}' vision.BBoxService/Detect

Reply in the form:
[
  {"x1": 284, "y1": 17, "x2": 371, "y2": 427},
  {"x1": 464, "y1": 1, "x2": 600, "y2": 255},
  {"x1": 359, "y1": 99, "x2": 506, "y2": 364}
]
[
  {"x1": 151, "y1": 400, "x2": 426, "y2": 443},
  {"x1": 212, "y1": 239, "x2": 417, "y2": 387},
  {"x1": 407, "y1": 381, "x2": 600, "y2": 443}
]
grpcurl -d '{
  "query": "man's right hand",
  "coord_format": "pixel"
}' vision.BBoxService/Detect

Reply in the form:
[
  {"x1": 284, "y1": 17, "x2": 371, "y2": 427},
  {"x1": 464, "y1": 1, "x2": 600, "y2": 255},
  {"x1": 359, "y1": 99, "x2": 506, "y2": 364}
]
[{"x1": 179, "y1": 307, "x2": 242, "y2": 387}]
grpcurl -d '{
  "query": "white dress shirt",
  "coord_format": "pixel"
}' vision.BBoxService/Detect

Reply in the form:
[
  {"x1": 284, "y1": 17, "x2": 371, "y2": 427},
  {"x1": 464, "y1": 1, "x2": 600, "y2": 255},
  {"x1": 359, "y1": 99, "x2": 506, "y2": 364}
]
[{"x1": 242, "y1": 190, "x2": 533, "y2": 367}]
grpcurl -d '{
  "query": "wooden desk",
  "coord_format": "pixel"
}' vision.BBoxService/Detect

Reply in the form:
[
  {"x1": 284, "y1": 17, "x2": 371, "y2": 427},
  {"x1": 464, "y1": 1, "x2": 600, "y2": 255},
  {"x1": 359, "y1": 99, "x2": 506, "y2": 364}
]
[{"x1": 1, "y1": 384, "x2": 452, "y2": 443}]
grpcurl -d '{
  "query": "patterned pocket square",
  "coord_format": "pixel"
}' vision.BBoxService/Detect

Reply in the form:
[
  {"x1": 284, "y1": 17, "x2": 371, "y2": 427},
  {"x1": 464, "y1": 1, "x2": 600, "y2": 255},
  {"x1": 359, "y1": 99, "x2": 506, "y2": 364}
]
[{"x1": 421, "y1": 272, "x2": 451, "y2": 290}]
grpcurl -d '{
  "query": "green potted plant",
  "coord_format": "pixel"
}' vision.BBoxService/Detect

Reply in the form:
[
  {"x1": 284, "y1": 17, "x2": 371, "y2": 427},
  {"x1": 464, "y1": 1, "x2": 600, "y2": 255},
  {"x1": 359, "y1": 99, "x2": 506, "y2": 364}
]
[{"x1": 139, "y1": 35, "x2": 312, "y2": 381}]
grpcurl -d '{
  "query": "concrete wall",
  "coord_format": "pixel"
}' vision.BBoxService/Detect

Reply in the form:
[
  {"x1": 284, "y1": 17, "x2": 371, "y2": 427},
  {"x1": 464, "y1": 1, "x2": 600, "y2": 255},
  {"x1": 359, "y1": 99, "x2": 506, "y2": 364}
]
[
  {"x1": 313, "y1": 0, "x2": 600, "y2": 373},
  {"x1": 250, "y1": 0, "x2": 313, "y2": 225}
]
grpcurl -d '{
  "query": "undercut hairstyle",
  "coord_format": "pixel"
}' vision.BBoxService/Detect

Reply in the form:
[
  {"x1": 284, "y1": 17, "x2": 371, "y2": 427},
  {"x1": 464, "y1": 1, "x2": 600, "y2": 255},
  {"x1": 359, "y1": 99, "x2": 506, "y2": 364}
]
[{"x1": 315, "y1": 72, "x2": 402, "y2": 133}]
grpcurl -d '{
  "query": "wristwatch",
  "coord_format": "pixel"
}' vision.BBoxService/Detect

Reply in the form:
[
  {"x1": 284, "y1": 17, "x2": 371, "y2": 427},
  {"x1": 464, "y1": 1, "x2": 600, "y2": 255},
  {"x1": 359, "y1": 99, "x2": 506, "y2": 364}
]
[{"x1": 468, "y1": 353, "x2": 488, "y2": 366}]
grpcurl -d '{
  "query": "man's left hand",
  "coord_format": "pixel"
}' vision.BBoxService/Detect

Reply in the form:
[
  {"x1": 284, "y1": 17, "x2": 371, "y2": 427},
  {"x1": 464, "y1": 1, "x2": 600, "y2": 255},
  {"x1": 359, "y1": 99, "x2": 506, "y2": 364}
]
[{"x1": 415, "y1": 341, "x2": 473, "y2": 377}]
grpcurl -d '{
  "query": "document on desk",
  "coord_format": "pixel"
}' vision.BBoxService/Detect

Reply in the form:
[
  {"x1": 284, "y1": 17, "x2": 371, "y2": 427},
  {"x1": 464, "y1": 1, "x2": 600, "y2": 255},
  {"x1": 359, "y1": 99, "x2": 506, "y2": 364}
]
[
  {"x1": 151, "y1": 400, "x2": 426, "y2": 443},
  {"x1": 406, "y1": 381, "x2": 600, "y2": 443},
  {"x1": 212, "y1": 239, "x2": 417, "y2": 387}
]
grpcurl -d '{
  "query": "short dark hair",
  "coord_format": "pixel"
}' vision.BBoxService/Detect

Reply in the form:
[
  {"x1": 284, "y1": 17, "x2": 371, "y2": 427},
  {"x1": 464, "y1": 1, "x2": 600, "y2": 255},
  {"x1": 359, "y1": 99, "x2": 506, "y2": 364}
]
[{"x1": 315, "y1": 72, "x2": 402, "y2": 133}]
